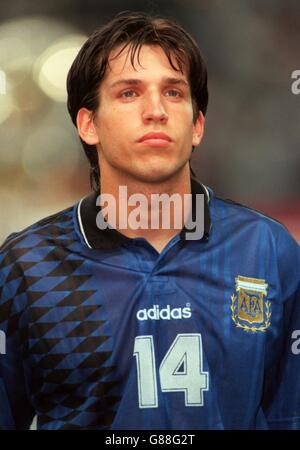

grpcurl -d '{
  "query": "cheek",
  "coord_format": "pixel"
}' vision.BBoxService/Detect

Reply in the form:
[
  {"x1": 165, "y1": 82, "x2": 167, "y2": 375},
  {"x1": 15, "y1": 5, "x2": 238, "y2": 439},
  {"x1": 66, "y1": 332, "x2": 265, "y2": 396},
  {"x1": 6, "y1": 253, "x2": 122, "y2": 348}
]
[
  {"x1": 97, "y1": 118, "x2": 131, "y2": 161},
  {"x1": 178, "y1": 116, "x2": 195, "y2": 140},
  {"x1": 173, "y1": 104, "x2": 194, "y2": 128},
  {"x1": 102, "y1": 110, "x2": 130, "y2": 138}
]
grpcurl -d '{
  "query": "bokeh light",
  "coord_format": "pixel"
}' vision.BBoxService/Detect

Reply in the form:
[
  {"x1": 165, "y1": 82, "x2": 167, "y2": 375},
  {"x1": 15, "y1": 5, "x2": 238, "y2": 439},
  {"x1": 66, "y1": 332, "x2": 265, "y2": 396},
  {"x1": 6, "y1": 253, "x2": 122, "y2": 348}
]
[{"x1": 34, "y1": 35, "x2": 86, "y2": 102}]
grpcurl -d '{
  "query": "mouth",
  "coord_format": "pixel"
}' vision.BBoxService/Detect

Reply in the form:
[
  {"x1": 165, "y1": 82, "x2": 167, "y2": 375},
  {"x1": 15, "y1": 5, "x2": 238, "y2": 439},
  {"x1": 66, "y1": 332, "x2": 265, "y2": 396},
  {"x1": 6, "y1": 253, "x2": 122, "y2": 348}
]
[{"x1": 138, "y1": 132, "x2": 173, "y2": 148}]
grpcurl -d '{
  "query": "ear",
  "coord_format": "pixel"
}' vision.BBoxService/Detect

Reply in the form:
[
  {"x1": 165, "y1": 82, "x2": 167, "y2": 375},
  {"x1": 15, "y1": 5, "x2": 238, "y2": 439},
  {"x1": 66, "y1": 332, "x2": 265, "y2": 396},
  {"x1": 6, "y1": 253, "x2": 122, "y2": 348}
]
[
  {"x1": 192, "y1": 111, "x2": 205, "y2": 147},
  {"x1": 76, "y1": 108, "x2": 100, "y2": 146}
]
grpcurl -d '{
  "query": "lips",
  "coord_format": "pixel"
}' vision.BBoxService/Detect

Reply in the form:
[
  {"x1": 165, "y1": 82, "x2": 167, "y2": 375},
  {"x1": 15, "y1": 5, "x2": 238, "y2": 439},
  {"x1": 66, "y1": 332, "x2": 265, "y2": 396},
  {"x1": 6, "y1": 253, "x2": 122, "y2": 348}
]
[
  {"x1": 137, "y1": 132, "x2": 173, "y2": 148},
  {"x1": 138, "y1": 132, "x2": 172, "y2": 143}
]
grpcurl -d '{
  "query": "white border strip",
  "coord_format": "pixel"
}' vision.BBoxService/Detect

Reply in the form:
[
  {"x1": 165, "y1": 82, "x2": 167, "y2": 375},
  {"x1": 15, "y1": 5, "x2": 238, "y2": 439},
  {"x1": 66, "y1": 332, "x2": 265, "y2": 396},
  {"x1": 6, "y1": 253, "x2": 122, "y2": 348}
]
[
  {"x1": 237, "y1": 280, "x2": 268, "y2": 294},
  {"x1": 77, "y1": 198, "x2": 92, "y2": 249}
]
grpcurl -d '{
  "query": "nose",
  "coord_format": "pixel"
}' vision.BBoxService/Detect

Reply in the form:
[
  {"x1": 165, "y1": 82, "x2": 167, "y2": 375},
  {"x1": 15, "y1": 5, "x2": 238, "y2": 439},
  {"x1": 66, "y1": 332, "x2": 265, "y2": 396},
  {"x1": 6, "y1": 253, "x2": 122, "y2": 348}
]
[{"x1": 142, "y1": 93, "x2": 168, "y2": 124}]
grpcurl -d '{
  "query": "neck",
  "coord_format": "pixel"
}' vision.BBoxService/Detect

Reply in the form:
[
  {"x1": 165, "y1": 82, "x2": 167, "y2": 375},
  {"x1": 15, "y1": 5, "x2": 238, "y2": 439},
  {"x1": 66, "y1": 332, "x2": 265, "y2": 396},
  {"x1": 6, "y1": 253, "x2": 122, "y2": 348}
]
[{"x1": 99, "y1": 165, "x2": 192, "y2": 252}]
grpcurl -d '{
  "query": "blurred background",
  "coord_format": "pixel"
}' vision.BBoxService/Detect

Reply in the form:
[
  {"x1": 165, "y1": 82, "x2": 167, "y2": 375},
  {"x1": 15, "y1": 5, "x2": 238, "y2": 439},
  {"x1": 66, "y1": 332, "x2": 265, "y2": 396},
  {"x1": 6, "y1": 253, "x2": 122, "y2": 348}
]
[{"x1": 0, "y1": 0, "x2": 299, "y2": 243}]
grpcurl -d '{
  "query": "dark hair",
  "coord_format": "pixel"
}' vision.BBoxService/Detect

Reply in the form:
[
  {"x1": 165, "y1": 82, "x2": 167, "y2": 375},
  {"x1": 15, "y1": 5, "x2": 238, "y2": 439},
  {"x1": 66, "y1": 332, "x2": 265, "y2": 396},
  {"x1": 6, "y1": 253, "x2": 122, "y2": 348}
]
[{"x1": 67, "y1": 11, "x2": 208, "y2": 191}]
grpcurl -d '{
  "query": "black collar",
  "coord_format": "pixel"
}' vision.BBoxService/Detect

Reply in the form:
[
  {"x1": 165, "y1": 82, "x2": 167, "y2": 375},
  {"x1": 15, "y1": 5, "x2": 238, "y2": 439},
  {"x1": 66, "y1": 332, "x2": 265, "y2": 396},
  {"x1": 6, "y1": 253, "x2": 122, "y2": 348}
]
[{"x1": 77, "y1": 177, "x2": 211, "y2": 249}]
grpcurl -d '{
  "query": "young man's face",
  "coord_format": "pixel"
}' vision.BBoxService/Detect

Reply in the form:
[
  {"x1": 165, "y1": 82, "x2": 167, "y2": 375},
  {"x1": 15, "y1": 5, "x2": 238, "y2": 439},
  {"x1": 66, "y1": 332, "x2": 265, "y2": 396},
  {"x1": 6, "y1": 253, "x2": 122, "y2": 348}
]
[{"x1": 80, "y1": 44, "x2": 204, "y2": 185}]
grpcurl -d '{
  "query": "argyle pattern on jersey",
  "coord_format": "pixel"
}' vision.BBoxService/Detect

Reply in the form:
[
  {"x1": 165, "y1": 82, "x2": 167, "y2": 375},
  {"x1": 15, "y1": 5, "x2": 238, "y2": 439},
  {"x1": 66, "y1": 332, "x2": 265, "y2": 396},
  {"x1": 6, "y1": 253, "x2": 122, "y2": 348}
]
[{"x1": 0, "y1": 208, "x2": 121, "y2": 429}]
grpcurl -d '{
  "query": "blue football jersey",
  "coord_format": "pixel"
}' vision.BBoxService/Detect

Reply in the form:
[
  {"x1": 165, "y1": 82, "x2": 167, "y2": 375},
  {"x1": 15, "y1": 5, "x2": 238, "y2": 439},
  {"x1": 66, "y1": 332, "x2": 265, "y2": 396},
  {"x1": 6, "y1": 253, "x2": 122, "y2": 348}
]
[{"x1": 0, "y1": 178, "x2": 299, "y2": 429}]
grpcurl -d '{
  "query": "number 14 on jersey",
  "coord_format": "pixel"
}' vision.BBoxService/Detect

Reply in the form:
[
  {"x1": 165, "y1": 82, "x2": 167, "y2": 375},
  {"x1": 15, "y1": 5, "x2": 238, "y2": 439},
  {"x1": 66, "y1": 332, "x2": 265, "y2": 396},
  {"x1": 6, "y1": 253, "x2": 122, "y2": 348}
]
[{"x1": 133, "y1": 333, "x2": 209, "y2": 408}]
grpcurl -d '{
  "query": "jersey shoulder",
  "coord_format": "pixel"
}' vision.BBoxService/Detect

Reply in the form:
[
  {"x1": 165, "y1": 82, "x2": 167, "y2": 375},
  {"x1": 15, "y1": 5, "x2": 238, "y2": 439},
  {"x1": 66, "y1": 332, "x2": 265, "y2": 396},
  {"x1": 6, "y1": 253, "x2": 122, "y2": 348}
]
[
  {"x1": 213, "y1": 194, "x2": 296, "y2": 242},
  {"x1": 212, "y1": 194, "x2": 300, "y2": 288},
  {"x1": 0, "y1": 204, "x2": 81, "y2": 335},
  {"x1": 0, "y1": 204, "x2": 76, "y2": 260}
]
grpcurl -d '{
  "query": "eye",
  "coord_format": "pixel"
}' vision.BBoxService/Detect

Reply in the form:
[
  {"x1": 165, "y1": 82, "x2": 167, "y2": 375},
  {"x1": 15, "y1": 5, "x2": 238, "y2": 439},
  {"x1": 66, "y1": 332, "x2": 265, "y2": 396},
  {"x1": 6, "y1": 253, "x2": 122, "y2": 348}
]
[
  {"x1": 165, "y1": 89, "x2": 182, "y2": 98},
  {"x1": 120, "y1": 90, "x2": 138, "y2": 98}
]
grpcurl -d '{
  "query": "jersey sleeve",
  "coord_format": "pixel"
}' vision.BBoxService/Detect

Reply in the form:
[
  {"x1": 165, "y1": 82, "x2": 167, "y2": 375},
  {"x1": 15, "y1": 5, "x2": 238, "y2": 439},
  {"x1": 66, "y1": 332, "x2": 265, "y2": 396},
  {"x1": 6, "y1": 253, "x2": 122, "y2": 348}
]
[
  {"x1": 263, "y1": 228, "x2": 300, "y2": 429},
  {"x1": 0, "y1": 235, "x2": 35, "y2": 429}
]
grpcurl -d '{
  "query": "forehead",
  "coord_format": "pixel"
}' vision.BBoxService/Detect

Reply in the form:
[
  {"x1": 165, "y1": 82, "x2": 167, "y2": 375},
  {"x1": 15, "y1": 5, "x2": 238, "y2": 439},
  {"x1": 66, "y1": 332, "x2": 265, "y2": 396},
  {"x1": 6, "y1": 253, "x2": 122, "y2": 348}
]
[{"x1": 103, "y1": 44, "x2": 188, "y2": 81}]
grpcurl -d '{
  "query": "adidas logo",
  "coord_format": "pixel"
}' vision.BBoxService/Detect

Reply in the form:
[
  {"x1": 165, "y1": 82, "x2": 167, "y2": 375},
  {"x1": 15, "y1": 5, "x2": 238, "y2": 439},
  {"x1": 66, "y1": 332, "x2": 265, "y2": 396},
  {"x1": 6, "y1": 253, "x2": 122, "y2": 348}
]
[{"x1": 136, "y1": 304, "x2": 192, "y2": 321}]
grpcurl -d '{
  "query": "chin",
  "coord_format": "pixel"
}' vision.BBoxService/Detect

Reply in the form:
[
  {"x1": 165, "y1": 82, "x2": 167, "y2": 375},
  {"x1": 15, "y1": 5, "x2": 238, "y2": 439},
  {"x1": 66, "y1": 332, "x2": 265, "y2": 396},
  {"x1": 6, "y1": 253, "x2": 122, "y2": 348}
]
[{"x1": 132, "y1": 164, "x2": 186, "y2": 184}]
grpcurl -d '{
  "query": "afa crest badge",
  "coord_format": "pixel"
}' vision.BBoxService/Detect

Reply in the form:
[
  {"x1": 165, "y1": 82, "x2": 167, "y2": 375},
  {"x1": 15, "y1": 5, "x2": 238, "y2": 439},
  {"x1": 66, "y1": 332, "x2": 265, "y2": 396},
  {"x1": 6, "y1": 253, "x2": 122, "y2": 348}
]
[{"x1": 231, "y1": 275, "x2": 271, "y2": 333}]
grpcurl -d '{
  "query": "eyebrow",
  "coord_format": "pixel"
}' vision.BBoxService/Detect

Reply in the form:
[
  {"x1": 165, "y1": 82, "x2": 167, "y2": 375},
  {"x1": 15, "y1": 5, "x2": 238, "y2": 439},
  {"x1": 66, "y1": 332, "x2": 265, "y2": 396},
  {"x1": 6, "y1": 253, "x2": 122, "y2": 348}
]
[{"x1": 109, "y1": 77, "x2": 189, "y2": 89}]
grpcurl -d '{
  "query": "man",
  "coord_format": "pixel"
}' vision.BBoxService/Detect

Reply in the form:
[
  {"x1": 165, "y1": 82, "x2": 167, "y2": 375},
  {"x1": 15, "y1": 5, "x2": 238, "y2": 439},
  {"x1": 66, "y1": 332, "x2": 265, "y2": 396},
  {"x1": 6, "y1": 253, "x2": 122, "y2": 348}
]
[{"x1": 0, "y1": 12, "x2": 299, "y2": 430}]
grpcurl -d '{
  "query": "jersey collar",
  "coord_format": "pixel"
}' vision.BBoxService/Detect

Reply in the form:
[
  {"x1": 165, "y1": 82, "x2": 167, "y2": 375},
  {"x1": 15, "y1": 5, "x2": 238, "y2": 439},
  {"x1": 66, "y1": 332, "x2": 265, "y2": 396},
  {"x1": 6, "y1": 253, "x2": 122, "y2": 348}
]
[{"x1": 76, "y1": 177, "x2": 211, "y2": 249}]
